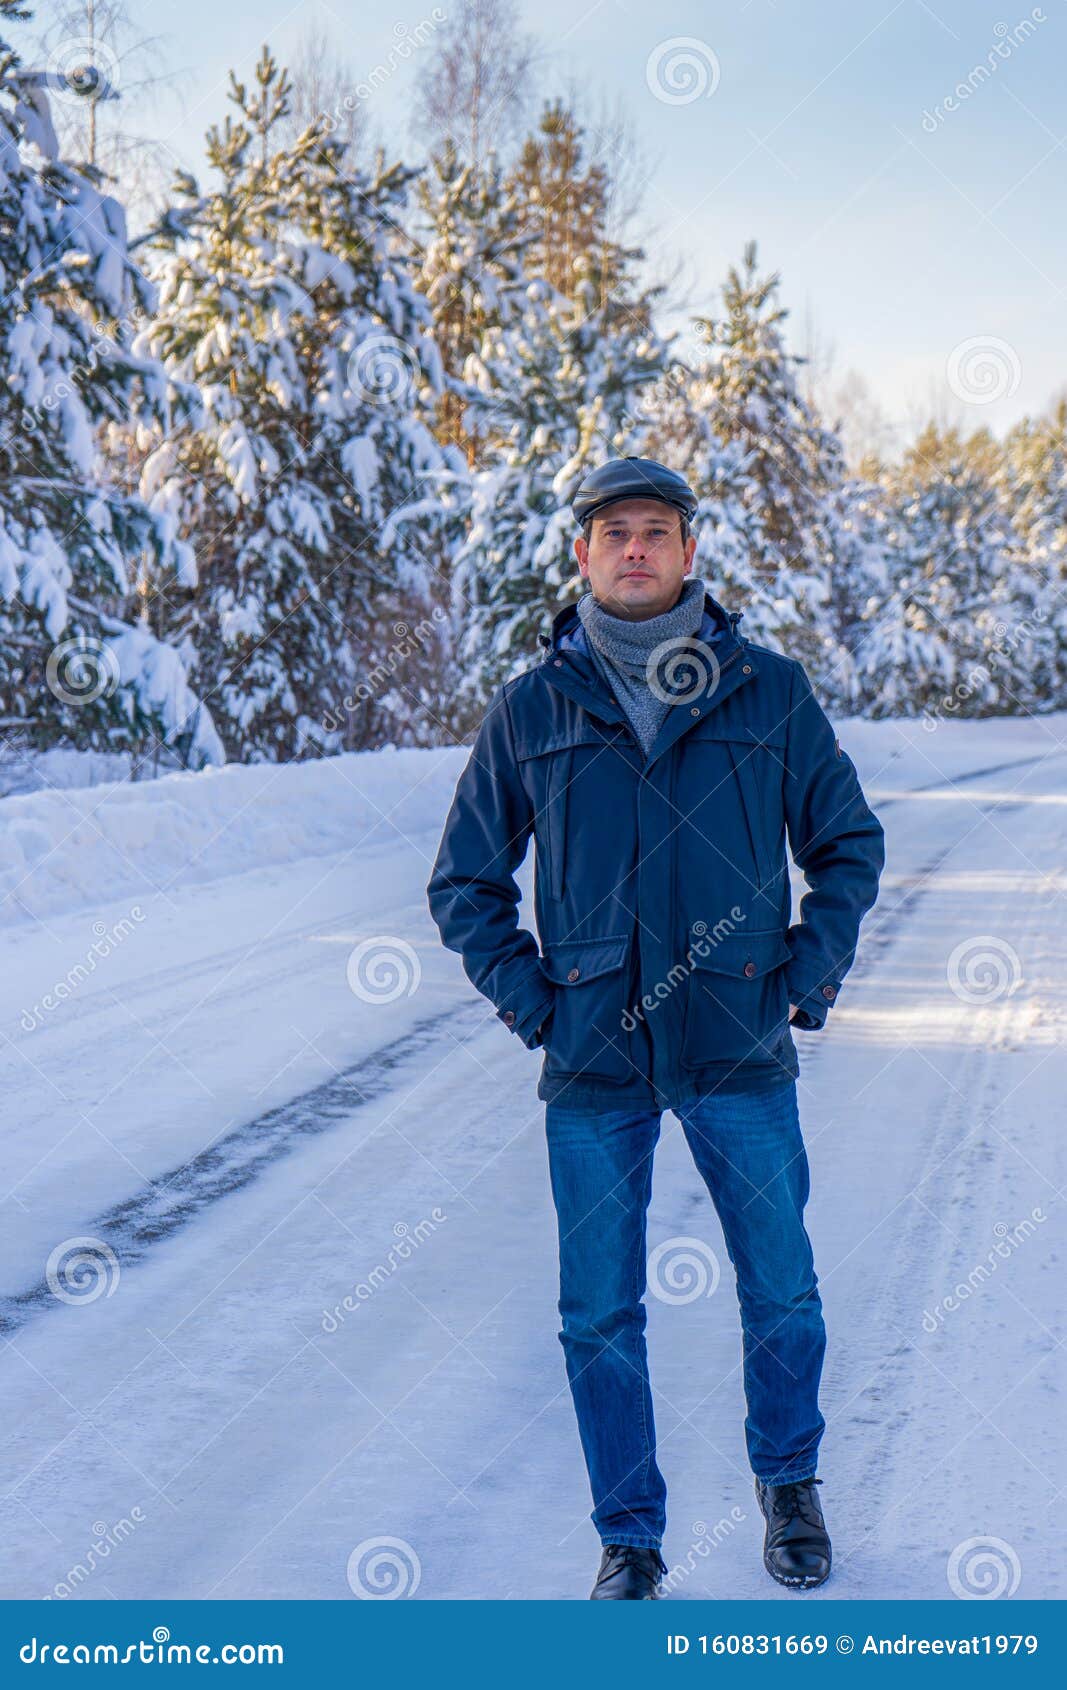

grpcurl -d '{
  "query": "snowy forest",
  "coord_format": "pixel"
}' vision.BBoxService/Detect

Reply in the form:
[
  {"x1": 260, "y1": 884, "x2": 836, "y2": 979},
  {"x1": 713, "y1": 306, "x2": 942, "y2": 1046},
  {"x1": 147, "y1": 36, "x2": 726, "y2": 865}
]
[{"x1": 2, "y1": 0, "x2": 1066, "y2": 777}]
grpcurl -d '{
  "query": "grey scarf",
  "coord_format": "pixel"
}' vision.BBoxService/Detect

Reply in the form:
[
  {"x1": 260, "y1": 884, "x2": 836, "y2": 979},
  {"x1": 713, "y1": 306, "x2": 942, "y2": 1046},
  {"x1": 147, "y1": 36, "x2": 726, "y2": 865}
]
[{"x1": 577, "y1": 574, "x2": 709, "y2": 757}]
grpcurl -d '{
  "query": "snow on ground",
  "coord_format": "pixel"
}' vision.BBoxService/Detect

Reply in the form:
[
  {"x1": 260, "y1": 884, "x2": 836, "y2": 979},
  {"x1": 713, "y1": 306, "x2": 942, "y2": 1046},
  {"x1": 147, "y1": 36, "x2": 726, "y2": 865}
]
[
  {"x1": 0, "y1": 744, "x2": 463, "y2": 927},
  {"x1": 0, "y1": 747, "x2": 137, "y2": 801},
  {"x1": 0, "y1": 712, "x2": 1064, "y2": 1600}
]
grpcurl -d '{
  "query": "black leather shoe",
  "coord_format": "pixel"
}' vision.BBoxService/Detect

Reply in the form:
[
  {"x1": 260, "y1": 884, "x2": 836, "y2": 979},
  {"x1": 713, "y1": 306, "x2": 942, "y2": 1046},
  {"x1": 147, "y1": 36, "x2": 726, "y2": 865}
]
[
  {"x1": 589, "y1": 1542, "x2": 668, "y2": 1599},
  {"x1": 754, "y1": 1477, "x2": 831, "y2": 1589}
]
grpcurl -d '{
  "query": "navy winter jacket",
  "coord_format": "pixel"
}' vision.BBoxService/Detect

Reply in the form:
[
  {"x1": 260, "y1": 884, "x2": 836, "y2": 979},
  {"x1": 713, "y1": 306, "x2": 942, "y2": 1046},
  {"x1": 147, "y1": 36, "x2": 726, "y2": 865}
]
[{"x1": 426, "y1": 589, "x2": 885, "y2": 1113}]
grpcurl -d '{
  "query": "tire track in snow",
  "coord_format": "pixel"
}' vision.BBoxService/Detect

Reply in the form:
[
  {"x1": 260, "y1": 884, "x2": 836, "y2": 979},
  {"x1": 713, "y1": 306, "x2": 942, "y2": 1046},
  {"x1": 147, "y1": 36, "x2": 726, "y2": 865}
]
[
  {"x1": 0, "y1": 999, "x2": 487, "y2": 1337},
  {"x1": 4, "y1": 752, "x2": 1058, "y2": 1337}
]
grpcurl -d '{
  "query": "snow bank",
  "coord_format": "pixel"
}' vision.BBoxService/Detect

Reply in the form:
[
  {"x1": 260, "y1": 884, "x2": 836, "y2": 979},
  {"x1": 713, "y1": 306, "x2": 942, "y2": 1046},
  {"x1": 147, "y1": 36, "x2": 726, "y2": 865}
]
[
  {"x1": 0, "y1": 747, "x2": 463, "y2": 928},
  {"x1": 4, "y1": 708, "x2": 1066, "y2": 930},
  {"x1": 831, "y1": 709, "x2": 1067, "y2": 793},
  {"x1": 0, "y1": 746, "x2": 136, "y2": 798}
]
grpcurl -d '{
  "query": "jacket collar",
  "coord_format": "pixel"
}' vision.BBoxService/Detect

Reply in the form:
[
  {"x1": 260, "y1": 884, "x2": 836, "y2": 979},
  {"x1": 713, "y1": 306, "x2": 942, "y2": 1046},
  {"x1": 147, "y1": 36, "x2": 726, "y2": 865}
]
[
  {"x1": 539, "y1": 586, "x2": 744, "y2": 660},
  {"x1": 536, "y1": 587, "x2": 757, "y2": 763}
]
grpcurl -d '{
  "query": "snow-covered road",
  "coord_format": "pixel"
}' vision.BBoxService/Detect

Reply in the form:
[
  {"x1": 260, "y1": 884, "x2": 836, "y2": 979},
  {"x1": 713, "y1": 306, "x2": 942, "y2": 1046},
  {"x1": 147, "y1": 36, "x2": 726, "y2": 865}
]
[{"x1": 1, "y1": 717, "x2": 1064, "y2": 1601}]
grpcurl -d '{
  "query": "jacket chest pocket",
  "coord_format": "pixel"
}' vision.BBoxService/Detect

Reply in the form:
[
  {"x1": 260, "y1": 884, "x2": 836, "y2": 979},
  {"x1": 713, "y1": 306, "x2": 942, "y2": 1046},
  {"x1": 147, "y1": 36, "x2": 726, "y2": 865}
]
[
  {"x1": 542, "y1": 746, "x2": 574, "y2": 902},
  {"x1": 680, "y1": 926, "x2": 792, "y2": 1068},
  {"x1": 521, "y1": 727, "x2": 636, "y2": 906},
  {"x1": 539, "y1": 934, "x2": 634, "y2": 1082},
  {"x1": 683, "y1": 724, "x2": 787, "y2": 894}
]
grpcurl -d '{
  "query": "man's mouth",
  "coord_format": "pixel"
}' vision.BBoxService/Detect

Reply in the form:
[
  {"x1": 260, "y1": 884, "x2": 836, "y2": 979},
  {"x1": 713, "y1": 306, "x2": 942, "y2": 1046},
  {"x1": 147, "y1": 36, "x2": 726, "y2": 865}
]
[{"x1": 621, "y1": 569, "x2": 654, "y2": 581}]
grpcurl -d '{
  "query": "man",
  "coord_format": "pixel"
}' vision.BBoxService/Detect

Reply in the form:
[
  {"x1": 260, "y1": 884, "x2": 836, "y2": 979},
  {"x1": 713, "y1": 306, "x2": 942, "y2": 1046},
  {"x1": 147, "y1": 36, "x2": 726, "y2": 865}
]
[{"x1": 426, "y1": 457, "x2": 885, "y2": 1599}]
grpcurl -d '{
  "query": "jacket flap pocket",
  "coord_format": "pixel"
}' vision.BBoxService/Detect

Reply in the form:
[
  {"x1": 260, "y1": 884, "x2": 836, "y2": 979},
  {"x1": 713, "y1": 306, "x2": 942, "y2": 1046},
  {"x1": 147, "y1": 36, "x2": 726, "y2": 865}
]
[
  {"x1": 687, "y1": 926, "x2": 791, "y2": 978},
  {"x1": 687, "y1": 719, "x2": 788, "y2": 750},
  {"x1": 515, "y1": 726, "x2": 608, "y2": 763},
  {"x1": 541, "y1": 934, "x2": 630, "y2": 985}
]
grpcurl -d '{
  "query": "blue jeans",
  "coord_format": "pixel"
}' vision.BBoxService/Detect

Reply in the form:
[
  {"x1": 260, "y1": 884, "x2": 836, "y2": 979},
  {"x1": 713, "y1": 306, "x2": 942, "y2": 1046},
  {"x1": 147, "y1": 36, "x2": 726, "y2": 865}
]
[{"x1": 544, "y1": 1081, "x2": 826, "y2": 1550}]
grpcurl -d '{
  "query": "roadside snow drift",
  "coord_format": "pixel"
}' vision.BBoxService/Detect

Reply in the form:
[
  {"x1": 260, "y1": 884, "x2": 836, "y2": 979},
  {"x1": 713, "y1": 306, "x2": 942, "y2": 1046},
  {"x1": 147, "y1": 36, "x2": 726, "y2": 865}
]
[{"x1": 0, "y1": 746, "x2": 462, "y2": 928}]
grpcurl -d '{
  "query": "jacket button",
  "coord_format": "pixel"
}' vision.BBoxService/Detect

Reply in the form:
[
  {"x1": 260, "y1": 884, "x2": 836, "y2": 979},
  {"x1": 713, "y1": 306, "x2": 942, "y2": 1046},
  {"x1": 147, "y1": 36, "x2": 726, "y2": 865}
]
[
  {"x1": 503, "y1": 1009, "x2": 516, "y2": 1025},
  {"x1": 690, "y1": 706, "x2": 700, "y2": 716},
  {"x1": 554, "y1": 658, "x2": 562, "y2": 667},
  {"x1": 742, "y1": 664, "x2": 752, "y2": 674},
  {"x1": 743, "y1": 960, "x2": 757, "y2": 977},
  {"x1": 822, "y1": 984, "x2": 836, "y2": 999},
  {"x1": 567, "y1": 967, "x2": 580, "y2": 981}
]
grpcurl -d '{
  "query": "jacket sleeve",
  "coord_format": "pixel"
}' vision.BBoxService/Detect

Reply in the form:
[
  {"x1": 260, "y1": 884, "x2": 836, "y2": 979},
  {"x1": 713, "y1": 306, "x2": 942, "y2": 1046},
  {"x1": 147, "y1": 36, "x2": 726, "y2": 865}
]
[
  {"x1": 426, "y1": 683, "x2": 556, "y2": 1049},
  {"x1": 782, "y1": 660, "x2": 885, "y2": 1028}
]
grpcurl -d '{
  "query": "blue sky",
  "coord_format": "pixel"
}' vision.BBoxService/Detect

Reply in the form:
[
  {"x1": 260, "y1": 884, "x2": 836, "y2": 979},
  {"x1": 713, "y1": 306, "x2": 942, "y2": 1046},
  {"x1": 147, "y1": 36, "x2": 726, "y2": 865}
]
[{"x1": 29, "y1": 0, "x2": 1066, "y2": 442}]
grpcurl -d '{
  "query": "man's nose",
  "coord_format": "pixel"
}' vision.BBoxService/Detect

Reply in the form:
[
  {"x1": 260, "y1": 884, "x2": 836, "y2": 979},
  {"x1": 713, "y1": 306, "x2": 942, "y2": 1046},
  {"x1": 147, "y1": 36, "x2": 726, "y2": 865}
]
[{"x1": 624, "y1": 536, "x2": 647, "y2": 559}]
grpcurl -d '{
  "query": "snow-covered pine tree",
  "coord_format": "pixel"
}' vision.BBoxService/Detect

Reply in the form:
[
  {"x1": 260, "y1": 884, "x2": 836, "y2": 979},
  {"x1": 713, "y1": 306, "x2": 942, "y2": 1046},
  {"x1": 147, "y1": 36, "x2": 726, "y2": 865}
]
[
  {"x1": 434, "y1": 96, "x2": 672, "y2": 721},
  {"x1": 1001, "y1": 402, "x2": 1067, "y2": 702},
  {"x1": 1006, "y1": 402, "x2": 1067, "y2": 572},
  {"x1": 413, "y1": 136, "x2": 532, "y2": 461},
  {"x1": 687, "y1": 242, "x2": 848, "y2": 676},
  {"x1": 825, "y1": 476, "x2": 899, "y2": 713},
  {"x1": 858, "y1": 426, "x2": 1054, "y2": 717},
  {"x1": 449, "y1": 255, "x2": 668, "y2": 718},
  {"x1": 134, "y1": 47, "x2": 460, "y2": 760},
  {"x1": 0, "y1": 6, "x2": 220, "y2": 767},
  {"x1": 408, "y1": 138, "x2": 542, "y2": 728},
  {"x1": 823, "y1": 472, "x2": 895, "y2": 713},
  {"x1": 505, "y1": 97, "x2": 646, "y2": 323},
  {"x1": 643, "y1": 358, "x2": 807, "y2": 655}
]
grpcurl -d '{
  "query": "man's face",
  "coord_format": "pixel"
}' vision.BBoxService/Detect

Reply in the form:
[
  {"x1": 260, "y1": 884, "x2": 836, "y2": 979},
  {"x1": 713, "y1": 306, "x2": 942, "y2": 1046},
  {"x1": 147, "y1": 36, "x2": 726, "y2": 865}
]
[{"x1": 573, "y1": 498, "x2": 697, "y2": 620}]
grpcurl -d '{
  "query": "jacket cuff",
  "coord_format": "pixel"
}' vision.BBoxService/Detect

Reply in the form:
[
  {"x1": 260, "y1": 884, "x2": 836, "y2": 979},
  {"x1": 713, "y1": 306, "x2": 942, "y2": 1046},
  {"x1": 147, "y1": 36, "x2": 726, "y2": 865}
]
[
  {"x1": 786, "y1": 977, "x2": 840, "y2": 1030},
  {"x1": 497, "y1": 965, "x2": 556, "y2": 1050},
  {"x1": 789, "y1": 1001, "x2": 827, "y2": 1031}
]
